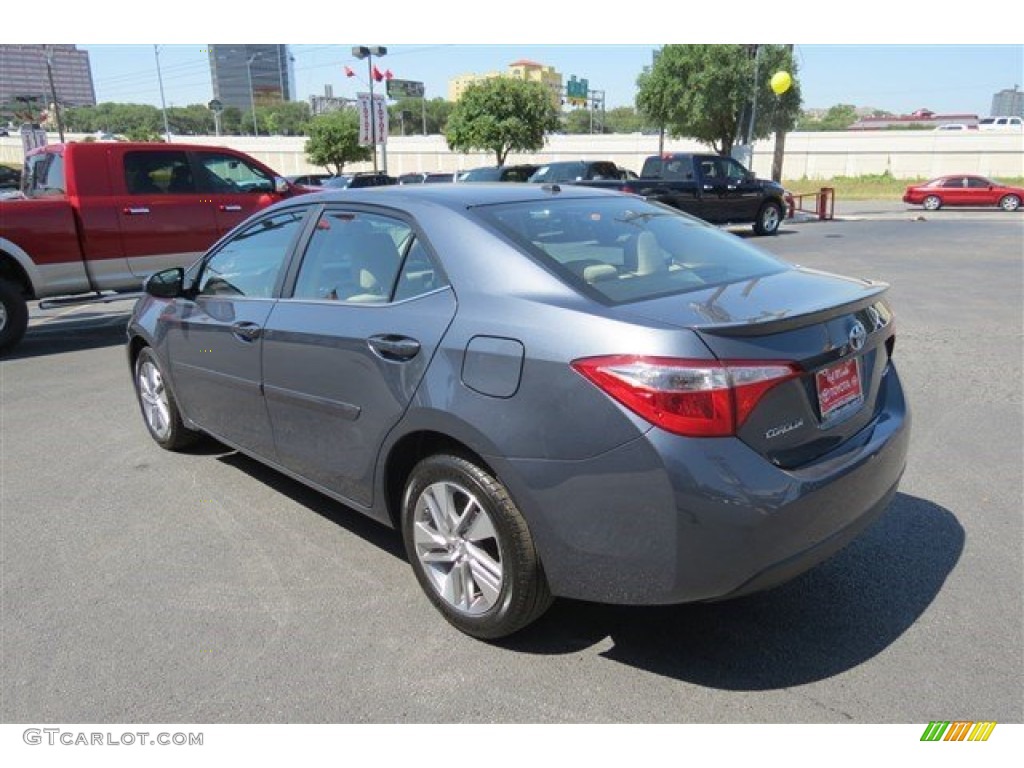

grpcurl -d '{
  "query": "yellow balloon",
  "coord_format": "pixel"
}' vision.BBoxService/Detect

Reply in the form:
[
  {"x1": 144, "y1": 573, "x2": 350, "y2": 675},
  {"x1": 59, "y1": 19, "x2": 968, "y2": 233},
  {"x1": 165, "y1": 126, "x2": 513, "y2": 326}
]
[{"x1": 770, "y1": 71, "x2": 792, "y2": 95}]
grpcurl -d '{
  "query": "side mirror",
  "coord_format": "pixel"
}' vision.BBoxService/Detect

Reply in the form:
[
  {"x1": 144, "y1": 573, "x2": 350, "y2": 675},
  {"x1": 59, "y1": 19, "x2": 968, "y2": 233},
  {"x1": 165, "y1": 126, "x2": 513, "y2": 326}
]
[
  {"x1": 274, "y1": 176, "x2": 290, "y2": 194},
  {"x1": 145, "y1": 267, "x2": 184, "y2": 299}
]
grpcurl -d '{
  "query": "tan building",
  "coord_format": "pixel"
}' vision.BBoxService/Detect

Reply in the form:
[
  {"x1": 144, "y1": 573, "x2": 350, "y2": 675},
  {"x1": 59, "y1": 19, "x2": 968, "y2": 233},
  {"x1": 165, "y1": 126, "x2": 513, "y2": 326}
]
[{"x1": 448, "y1": 60, "x2": 563, "y2": 110}]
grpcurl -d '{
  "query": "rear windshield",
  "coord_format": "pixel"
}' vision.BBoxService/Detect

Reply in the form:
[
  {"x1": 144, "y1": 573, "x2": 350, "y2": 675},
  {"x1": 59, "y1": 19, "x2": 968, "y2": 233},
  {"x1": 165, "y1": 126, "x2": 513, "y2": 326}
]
[
  {"x1": 462, "y1": 168, "x2": 501, "y2": 182},
  {"x1": 473, "y1": 197, "x2": 787, "y2": 305}
]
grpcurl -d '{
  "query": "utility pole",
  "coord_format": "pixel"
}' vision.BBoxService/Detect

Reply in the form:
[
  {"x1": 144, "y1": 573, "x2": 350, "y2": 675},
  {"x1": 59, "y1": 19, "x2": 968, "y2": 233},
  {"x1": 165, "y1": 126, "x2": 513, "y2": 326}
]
[
  {"x1": 771, "y1": 44, "x2": 795, "y2": 183},
  {"x1": 154, "y1": 46, "x2": 172, "y2": 142},
  {"x1": 43, "y1": 46, "x2": 65, "y2": 142}
]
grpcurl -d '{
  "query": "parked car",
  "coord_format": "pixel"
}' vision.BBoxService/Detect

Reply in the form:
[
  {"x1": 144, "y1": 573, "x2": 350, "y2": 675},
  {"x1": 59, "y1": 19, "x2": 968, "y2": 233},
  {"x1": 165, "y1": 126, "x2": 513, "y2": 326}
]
[
  {"x1": 977, "y1": 116, "x2": 1023, "y2": 131},
  {"x1": 0, "y1": 141, "x2": 304, "y2": 353},
  {"x1": 528, "y1": 160, "x2": 628, "y2": 183},
  {"x1": 459, "y1": 164, "x2": 539, "y2": 183},
  {"x1": 324, "y1": 172, "x2": 396, "y2": 189},
  {"x1": 128, "y1": 184, "x2": 910, "y2": 639},
  {"x1": 287, "y1": 173, "x2": 334, "y2": 188},
  {"x1": 398, "y1": 172, "x2": 455, "y2": 184},
  {"x1": 902, "y1": 175, "x2": 1023, "y2": 211}
]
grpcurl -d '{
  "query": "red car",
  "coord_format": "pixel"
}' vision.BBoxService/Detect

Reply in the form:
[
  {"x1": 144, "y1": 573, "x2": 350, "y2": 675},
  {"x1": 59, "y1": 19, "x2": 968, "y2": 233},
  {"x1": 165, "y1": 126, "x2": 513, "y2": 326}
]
[{"x1": 903, "y1": 175, "x2": 1023, "y2": 212}]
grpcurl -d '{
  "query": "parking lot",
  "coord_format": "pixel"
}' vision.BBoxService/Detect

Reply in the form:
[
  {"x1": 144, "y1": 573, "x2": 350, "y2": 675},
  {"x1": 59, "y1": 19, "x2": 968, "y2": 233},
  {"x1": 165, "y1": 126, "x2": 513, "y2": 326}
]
[{"x1": 1, "y1": 204, "x2": 1021, "y2": 724}]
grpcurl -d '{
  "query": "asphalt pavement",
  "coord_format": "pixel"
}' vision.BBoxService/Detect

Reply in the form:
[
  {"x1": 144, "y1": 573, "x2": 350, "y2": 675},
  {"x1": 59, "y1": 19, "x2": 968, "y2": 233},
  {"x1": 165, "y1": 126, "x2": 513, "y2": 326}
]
[{"x1": 1, "y1": 203, "x2": 1021, "y2": 726}]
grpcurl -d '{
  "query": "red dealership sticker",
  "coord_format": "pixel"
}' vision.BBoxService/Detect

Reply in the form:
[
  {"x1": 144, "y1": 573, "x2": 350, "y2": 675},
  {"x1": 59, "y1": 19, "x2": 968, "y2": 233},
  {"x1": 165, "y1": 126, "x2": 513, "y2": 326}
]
[{"x1": 816, "y1": 358, "x2": 863, "y2": 420}]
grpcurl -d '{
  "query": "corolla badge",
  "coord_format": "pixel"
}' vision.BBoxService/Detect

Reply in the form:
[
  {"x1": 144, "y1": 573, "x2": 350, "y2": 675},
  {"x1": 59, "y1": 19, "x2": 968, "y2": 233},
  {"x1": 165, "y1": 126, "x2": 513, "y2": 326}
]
[{"x1": 849, "y1": 320, "x2": 867, "y2": 352}]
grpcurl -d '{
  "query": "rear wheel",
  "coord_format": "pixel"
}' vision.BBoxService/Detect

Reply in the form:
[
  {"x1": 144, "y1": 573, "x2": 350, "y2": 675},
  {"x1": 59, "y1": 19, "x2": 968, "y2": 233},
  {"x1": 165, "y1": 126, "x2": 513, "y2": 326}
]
[
  {"x1": 999, "y1": 194, "x2": 1020, "y2": 212},
  {"x1": 133, "y1": 346, "x2": 199, "y2": 450},
  {"x1": 923, "y1": 195, "x2": 942, "y2": 211},
  {"x1": 0, "y1": 278, "x2": 29, "y2": 354},
  {"x1": 753, "y1": 201, "x2": 783, "y2": 235},
  {"x1": 401, "y1": 454, "x2": 552, "y2": 639}
]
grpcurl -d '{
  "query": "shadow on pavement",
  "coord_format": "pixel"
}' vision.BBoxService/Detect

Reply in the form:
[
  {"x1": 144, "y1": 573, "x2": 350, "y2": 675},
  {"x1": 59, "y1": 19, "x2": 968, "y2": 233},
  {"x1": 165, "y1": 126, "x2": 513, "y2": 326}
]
[
  {"x1": 216, "y1": 450, "x2": 407, "y2": 562},
  {"x1": 502, "y1": 492, "x2": 962, "y2": 691},
  {"x1": 5, "y1": 313, "x2": 131, "y2": 360}
]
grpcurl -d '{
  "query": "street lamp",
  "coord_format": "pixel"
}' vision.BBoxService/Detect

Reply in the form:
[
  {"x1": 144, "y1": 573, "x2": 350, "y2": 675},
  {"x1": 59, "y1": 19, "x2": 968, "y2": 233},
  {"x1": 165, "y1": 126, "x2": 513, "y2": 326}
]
[
  {"x1": 352, "y1": 46, "x2": 387, "y2": 172},
  {"x1": 246, "y1": 52, "x2": 261, "y2": 136},
  {"x1": 154, "y1": 45, "x2": 172, "y2": 142}
]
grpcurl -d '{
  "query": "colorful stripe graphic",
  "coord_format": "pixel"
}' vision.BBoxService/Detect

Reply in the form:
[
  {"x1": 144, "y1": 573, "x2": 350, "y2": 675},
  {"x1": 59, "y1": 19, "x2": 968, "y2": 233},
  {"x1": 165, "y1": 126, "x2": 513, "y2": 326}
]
[{"x1": 920, "y1": 721, "x2": 997, "y2": 741}]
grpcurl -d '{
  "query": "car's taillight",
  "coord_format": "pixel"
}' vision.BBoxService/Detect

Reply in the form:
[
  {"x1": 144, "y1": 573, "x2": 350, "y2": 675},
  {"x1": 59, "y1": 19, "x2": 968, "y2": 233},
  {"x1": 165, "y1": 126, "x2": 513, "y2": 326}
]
[{"x1": 571, "y1": 355, "x2": 801, "y2": 437}]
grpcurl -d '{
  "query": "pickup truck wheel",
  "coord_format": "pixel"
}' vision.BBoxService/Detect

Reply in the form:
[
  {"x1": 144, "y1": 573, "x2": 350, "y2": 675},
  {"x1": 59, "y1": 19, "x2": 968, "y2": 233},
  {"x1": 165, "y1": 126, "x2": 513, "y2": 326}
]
[
  {"x1": 133, "y1": 347, "x2": 199, "y2": 451},
  {"x1": 753, "y1": 201, "x2": 783, "y2": 235},
  {"x1": 0, "y1": 278, "x2": 29, "y2": 354}
]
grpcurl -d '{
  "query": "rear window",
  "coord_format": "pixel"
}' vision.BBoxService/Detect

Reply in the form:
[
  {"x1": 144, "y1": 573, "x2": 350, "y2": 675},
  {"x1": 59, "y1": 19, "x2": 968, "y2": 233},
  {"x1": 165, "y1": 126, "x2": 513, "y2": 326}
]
[{"x1": 473, "y1": 197, "x2": 786, "y2": 305}]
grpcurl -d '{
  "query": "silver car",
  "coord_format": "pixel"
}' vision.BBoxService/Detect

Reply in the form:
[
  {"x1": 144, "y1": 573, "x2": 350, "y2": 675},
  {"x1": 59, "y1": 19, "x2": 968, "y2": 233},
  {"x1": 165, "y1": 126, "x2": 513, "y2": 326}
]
[{"x1": 128, "y1": 184, "x2": 910, "y2": 639}]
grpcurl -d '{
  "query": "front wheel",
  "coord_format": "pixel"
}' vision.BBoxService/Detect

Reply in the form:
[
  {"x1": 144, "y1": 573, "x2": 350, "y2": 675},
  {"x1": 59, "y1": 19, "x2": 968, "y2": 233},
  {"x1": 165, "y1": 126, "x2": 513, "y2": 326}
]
[
  {"x1": 133, "y1": 346, "x2": 199, "y2": 451},
  {"x1": 401, "y1": 454, "x2": 552, "y2": 639},
  {"x1": 923, "y1": 195, "x2": 942, "y2": 211},
  {"x1": 0, "y1": 278, "x2": 29, "y2": 355},
  {"x1": 999, "y1": 194, "x2": 1020, "y2": 212},
  {"x1": 753, "y1": 201, "x2": 783, "y2": 235}
]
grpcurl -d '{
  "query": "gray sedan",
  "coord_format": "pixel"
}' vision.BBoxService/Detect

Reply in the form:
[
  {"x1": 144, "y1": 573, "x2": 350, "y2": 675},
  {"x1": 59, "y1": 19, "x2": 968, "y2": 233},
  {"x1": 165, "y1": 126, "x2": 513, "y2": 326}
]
[{"x1": 127, "y1": 184, "x2": 910, "y2": 639}]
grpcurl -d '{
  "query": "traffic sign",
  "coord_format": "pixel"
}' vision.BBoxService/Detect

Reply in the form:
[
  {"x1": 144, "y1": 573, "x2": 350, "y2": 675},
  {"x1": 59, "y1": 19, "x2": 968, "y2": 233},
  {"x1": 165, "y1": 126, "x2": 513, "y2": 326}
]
[{"x1": 387, "y1": 79, "x2": 425, "y2": 99}]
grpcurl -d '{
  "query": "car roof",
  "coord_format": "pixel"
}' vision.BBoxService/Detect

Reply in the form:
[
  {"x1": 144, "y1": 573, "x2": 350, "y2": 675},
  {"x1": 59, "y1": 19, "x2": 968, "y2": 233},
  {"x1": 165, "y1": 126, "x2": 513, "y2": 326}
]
[{"x1": 289, "y1": 182, "x2": 623, "y2": 211}]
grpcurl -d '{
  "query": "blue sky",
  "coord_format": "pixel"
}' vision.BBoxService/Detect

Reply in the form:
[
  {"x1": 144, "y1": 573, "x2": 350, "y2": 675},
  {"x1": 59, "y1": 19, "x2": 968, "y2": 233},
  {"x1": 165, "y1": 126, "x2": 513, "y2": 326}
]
[
  {"x1": 80, "y1": 43, "x2": 1022, "y2": 119},
  {"x1": 12, "y1": 2, "x2": 1022, "y2": 118}
]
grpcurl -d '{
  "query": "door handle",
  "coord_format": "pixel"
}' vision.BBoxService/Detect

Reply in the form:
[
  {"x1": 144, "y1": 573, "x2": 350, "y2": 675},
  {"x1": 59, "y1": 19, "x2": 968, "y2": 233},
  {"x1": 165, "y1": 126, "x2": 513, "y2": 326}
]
[
  {"x1": 219, "y1": 204, "x2": 243, "y2": 212},
  {"x1": 230, "y1": 321, "x2": 262, "y2": 342},
  {"x1": 367, "y1": 334, "x2": 420, "y2": 362},
  {"x1": 123, "y1": 207, "x2": 150, "y2": 215}
]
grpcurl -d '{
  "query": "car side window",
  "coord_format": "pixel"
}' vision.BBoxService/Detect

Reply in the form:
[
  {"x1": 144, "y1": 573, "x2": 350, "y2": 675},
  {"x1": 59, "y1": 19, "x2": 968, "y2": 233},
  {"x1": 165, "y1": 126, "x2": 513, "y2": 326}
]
[
  {"x1": 198, "y1": 210, "x2": 305, "y2": 298},
  {"x1": 393, "y1": 238, "x2": 448, "y2": 302},
  {"x1": 196, "y1": 152, "x2": 273, "y2": 194},
  {"x1": 291, "y1": 211, "x2": 409, "y2": 303},
  {"x1": 124, "y1": 151, "x2": 193, "y2": 195},
  {"x1": 941, "y1": 178, "x2": 964, "y2": 188},
  {"x1": 722, "y1": 159, "x2": 749, "y2": 181},
  {"x1": 966, "y1": 177, "x2": 990, "y2": 189}
]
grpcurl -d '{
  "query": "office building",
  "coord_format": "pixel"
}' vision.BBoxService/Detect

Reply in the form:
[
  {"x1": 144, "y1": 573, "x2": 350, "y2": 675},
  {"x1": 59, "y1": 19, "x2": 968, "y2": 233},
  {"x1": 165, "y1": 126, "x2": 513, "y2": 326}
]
[
  {"x1": 0, "y1": 44, "x2": 96, "y2": 109},
  {"x1": 990, "y1": 86, "x2": 1023, "y2": 117},
  {"x1": 208, "y1": 45, "x2": 295, "y2": 112}
]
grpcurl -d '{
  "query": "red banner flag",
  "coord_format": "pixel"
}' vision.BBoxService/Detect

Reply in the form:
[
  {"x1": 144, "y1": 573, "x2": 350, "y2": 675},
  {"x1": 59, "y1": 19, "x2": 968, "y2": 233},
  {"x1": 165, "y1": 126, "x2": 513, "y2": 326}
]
[
  {"x1": 372, "y1": 65, "x2": 384, "y2": 82},
  {"x1": 344, "y1": 66, "x2": 355, "y2": 78}
]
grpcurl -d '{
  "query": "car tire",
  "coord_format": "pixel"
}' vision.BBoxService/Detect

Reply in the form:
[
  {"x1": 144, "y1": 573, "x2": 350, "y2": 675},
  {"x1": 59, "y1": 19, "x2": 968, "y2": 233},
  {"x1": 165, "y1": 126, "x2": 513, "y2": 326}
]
[
  {"x1": 133, "y1": 346, "x2": 199, "y2": 451},
  {"x1": 753, "y1": 201, "x2": 783, "y2": 236},
  {"x1": 0, "y1": 277, "x2": 29, "y2": 355},
  {"x1": 401, "y1": 454, "x2": 553, "y2": 639},
  {"x1": 999, "y1": 194, "x2": 1021, "y2": 212},
  {"x1": 923, "y1": 195, "x2": 942, "y2": 211}
]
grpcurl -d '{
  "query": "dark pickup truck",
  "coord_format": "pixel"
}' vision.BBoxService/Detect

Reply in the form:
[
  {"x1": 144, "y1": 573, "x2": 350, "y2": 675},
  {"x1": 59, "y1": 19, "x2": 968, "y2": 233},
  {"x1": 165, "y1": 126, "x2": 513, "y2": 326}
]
[{"x1": 574, "y1": 153, "x2": 788, "y2": 236}]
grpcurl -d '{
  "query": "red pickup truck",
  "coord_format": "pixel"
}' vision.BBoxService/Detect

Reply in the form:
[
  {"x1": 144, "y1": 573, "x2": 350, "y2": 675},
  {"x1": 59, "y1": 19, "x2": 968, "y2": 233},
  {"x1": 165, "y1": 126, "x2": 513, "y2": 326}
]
[{"x1": 0, "y1": 141, "x2": 304, "y2": 353}]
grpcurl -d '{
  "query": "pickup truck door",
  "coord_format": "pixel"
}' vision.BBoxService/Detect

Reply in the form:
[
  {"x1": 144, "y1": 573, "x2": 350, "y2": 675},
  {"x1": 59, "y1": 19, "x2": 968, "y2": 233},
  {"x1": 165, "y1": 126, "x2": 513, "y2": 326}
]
[
  {"x1": 697, "y1": 157, "x2": 763, "y2": 224},
  {"x1": 118, "y1": 149, "x2": 220, "y2": 279},
  {"x1": 193, "y1": 150, "x2": 287, "y2": 236},
  {"x1": 718, "y1": 157, "x2": 764, "y2": 221}
]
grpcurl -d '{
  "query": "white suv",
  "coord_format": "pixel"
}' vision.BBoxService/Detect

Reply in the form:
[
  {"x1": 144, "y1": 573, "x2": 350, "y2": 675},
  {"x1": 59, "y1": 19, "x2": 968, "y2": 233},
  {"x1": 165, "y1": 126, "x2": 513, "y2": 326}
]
[{"x1": 978, "y1": 116, "x2": 1023, "y2": 131}]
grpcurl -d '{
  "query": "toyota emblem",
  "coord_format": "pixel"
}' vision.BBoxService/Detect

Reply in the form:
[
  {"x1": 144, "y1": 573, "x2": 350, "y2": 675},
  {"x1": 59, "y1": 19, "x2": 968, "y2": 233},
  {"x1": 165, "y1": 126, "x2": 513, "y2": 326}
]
[{"x1": 849, "y1": 320, "x2": 867, "y2": 352}]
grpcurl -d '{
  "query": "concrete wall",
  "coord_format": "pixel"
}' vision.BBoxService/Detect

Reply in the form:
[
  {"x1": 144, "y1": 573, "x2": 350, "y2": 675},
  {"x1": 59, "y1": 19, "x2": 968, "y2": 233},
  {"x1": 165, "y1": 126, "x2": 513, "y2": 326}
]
[{"x1": 2, "y1": 130, "x2": 1021, "y2": 180}]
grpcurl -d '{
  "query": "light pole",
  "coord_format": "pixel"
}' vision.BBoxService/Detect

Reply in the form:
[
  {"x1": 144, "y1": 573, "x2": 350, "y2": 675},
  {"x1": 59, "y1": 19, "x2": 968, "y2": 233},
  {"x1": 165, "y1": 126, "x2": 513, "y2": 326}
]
[
  {"x1": 154, "y1": 45, "x2": 172, "y2": 142},
  {"x1": 352, "y1": 46, "x2": 387, "y2": 172},
  {"x1": 246, "y1": 52, "x2": 261, "y2": 136}
]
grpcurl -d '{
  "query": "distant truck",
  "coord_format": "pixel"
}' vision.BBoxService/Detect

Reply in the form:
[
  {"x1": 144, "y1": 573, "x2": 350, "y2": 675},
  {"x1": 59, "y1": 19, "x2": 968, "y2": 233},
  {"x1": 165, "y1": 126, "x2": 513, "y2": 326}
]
[
  {"x1": 0, "y1": 141, "x2": 305, "y2": 353},
  {"x1": 570, "y1": 152, "x2": 789, "y2": 237}
]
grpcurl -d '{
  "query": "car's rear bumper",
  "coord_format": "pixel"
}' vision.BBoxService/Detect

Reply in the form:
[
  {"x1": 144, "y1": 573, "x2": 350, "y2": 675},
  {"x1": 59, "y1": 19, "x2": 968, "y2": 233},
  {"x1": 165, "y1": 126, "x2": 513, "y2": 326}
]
[{"x1": 494, "y1": 364, "x2": 910, "y2": 605}]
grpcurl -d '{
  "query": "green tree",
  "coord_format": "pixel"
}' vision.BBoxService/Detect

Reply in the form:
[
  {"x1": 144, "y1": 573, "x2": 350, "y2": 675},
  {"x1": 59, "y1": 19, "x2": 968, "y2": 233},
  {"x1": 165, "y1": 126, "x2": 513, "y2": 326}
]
[
  {"x1": 388, "y1": 97, "x2": 454, "y2": 135},
  {"x1": 636, "y1": 45, "x2": 802, "y2": 156},
  {"x1": 220, "y1": 107, "x2": 243, "y2": 135},
  {"x1": 264, "y1": 101, "x2": 312, "y2": 136},
  {"x1": 798, "y1": 103, "x2": 859, "y2": 131},
  {"x1": 166, "y1": 104, "x2": 215, "y2": 135},
  {"x1": 304, "y1": 108, "x2": 372, "y2": 175},
  {"x1": 445, "y1": 78, "x2": 561, "y2": 165}
]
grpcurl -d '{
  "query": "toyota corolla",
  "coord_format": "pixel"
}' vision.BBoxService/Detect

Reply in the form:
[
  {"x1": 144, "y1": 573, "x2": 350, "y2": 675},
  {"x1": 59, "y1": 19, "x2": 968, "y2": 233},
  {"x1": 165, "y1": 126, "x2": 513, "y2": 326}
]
[{"x1": 127, "y1": 184, "x2": 910, "y2": 639}]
